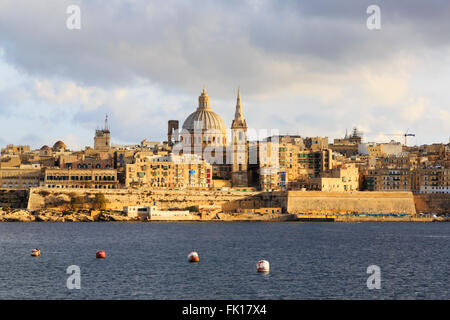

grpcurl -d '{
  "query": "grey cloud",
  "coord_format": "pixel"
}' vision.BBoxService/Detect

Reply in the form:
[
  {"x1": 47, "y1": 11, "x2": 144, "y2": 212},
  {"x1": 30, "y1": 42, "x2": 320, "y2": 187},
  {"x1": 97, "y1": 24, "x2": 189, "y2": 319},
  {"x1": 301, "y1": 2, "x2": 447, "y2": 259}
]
[
  {"x1": 1, "y1": 0, "x2": 450, "y2": 96},
  {"x1": 0, "y1": 0, "x2": 449, "y2": 146}
]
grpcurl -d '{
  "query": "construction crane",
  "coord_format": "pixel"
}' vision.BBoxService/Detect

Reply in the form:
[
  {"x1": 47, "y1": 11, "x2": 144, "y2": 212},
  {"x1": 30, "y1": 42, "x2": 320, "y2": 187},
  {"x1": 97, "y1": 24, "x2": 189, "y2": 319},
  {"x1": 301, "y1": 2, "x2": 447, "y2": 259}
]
[{"x1": 383, "y1": 130, "x2": 415, "y2": 146}]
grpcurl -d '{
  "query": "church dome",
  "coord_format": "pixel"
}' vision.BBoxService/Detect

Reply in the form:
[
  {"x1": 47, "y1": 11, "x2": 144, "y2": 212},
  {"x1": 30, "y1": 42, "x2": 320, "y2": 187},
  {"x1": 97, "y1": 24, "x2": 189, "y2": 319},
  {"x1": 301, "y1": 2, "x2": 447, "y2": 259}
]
[
  {"x1": 182, "y1": 87, "x2": 226, "y2": 135},
  {"x1": 52, "y1": 140, "x2": 67, "y2": 151},
  {"x1": 182, "y1": 109, "x2": 226, "y2": 133}
]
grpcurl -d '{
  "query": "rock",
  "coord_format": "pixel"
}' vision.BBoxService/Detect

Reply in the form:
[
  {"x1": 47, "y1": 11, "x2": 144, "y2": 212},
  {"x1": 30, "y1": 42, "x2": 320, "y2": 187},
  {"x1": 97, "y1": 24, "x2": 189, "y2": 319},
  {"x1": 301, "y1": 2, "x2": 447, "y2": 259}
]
[
  {"x1": 109, "y1": 215, "x2": 131, "y2": 222},
  {"x1": 46, "y1": 216, "x2": 60, "y2": 222},
  {"x1": 97, "y1": 213, "x2": 112, "y2": 221},
  {"x1": 64, "y1": 216, "x2": 76, "y2": 222},
  {"x1": 2, "y1": 214, "x2": 35, "y2": 222},
  {"x1": 36, "y1": 215, "x2": 50, "y2": 222},
  {"x1": 76, "y1": 214, "x2": 94, "y2": 222}
]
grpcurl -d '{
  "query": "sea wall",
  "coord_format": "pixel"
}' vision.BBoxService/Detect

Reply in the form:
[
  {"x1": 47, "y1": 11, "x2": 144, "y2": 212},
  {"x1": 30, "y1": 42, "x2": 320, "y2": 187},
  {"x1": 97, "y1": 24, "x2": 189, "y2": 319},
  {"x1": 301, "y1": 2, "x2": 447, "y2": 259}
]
[
  {"x1": 286, "y1": 191, "x2": 417, "y2": 215},
  {"x1": 413, "y1": 194, "x2": 450, "y2": 214},
  {"x1": 27, "y1": 187, "x2": 277, "y2": 211},
  {"x1": 4, "y1": 187, "x2": 432, "y2": 216},
  {"x1": 0, "y1": 189, "x2": 29, "y2": 208}
]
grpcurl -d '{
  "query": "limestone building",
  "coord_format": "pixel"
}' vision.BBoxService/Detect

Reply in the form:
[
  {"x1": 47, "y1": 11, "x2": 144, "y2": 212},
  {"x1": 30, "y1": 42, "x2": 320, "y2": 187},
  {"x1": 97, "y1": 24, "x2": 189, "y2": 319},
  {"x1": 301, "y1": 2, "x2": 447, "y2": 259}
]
[
  {"x1": 366, "y1": 167, "x2": 413, "y2": 191},
  {"x1": 125, "y1": 153, "x2": 212, "y2": 188},
  {"x1": 1, "y1": 145, "x2": 30, "y2": 155},
  {"x1": 331, "y1": 128, "x2": 363, "y2": 157},
  {"x1": 44, "y1": 168, "x2": 118, "y2": 189},
  {"x1": 310, "y1": 164, "x2": 359, "y2": 192},
  {"x1": 358, "y1": 141, "x2": 403, "y2": 158},
  {"x1": 0, "y1": 167, "x2": 42, "y2": 188}
]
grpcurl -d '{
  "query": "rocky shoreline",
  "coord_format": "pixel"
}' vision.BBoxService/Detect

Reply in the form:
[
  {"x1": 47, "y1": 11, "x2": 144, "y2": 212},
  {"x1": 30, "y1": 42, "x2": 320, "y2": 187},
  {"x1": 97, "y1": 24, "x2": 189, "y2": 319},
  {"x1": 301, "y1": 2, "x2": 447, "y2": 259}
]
[
  {"x1": 0, "y1": 208, "x2": 447, "y2": 223},
  {"x1": 0, "y1": 208, "x2": 294, "y2": 222},
  {"x1": 0, "y1": 208, "x2": 129, "y2": 222}
]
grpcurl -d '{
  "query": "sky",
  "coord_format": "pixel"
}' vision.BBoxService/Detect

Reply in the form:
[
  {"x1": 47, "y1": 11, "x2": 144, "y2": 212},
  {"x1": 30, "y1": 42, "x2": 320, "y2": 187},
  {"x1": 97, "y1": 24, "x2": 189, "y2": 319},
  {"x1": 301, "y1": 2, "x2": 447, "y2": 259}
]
[{"x1": 0, "y1": 0, "x2": 449, "y2": 151}]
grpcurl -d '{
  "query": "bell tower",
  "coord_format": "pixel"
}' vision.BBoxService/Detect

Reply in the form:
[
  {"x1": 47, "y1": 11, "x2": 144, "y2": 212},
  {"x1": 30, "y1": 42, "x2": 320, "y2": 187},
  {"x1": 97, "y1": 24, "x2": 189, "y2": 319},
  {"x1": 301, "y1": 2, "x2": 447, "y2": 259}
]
[{"x1": 231, "y1": 88, "x2": 248, "y2": 187}]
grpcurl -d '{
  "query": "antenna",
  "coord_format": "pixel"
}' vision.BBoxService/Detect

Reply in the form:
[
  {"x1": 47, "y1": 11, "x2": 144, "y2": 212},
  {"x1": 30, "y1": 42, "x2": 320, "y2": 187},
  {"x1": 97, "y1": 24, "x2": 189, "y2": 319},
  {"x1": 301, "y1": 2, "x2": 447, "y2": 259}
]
[{"x1": 105, "y1": 114, "x2": 109, "y2": 131}]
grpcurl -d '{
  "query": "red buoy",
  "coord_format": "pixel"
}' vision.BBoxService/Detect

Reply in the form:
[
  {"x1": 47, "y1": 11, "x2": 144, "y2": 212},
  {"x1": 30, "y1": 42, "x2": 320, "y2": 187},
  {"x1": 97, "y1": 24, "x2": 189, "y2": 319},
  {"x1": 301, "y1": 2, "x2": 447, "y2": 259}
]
[
  {"x1": 96, "y1": 250, "x2": 106, "y2": 259},
  {"x1": 188, "y1": 251, "x2": 199, "y2": 263},
  {"x1": 31, "y1": 249, "x2": 40, "y2": 257}
]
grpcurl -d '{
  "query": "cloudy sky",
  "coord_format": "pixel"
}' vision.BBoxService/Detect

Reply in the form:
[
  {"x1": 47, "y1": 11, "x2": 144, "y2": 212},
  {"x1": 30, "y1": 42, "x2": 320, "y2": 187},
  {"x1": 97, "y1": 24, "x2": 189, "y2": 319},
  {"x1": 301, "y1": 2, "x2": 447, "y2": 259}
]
[{"x1": 0, "y1": 0, "x2": 449, "y2": 150}]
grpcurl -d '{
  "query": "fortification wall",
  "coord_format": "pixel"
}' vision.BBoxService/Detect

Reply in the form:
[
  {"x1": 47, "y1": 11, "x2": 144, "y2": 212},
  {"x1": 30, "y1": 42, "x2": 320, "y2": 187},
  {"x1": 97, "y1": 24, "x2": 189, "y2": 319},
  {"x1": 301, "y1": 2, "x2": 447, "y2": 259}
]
[
  {"x1": 0, "y1": 189, "x2": 29, "y2": 208},
  {"x1": 27, "y1": 187, "x2": 273, "y2": 211},
  {"x1": 413, "y1": 194, "x2": 450, "y2": 214},
  {"x1": 287, "y1": 191, "x2": 417, "y2": 215},
  {"x1": 20, "y1": 188, "x2": 427, "y2": 216}
]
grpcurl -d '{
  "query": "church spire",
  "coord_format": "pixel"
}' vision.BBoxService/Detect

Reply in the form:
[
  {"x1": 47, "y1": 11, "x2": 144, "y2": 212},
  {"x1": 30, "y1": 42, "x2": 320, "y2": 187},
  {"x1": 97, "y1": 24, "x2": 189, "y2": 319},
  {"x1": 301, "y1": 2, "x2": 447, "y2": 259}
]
[
  {"x1": 234, "y1": 87, "x2": 244, "y2": 121},
  {"x1": 231, "y1": 87, "x2": 247, "y2": 130}
]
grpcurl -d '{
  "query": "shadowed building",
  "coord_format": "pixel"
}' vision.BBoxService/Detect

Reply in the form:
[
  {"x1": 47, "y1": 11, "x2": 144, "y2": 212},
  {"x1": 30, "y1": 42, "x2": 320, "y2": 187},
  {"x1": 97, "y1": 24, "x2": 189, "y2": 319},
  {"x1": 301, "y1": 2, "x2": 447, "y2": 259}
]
[{"x1": 167, "y1": 120, "x2": 179, "y2": 146}]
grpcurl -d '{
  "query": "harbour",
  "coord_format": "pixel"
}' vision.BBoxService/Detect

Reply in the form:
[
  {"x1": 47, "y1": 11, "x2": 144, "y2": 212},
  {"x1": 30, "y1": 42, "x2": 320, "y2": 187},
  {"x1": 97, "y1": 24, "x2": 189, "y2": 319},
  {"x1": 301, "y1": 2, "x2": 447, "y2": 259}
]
[{"x1": 0, "y1": 222, "x2": 448, "y2": 299}]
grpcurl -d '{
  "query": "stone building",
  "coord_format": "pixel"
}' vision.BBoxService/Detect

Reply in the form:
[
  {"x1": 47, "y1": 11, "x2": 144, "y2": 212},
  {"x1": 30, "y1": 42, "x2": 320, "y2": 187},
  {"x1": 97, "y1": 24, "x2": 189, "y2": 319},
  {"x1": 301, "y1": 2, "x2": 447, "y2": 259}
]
[
  {"x1": 60, "y1": 157, "x2": 114, "y2": 169},
  {"x1": 358, "y1": 140, "x2": 403, "y2": 158},
  {"x1": 251, "y1": 136, "x2": 332, "y2": 190},
  {"x1": 330, "y1": 128, "x2": 363, "y2": 157},
  {"x1": 1, "y1": 145, "x2": 30, "y2": 155},
  {"x1": 125, "y1": 153, "x2": 212, "y2": 188},
  {"x1": 44, "y1": 168, "x2": 118, "y2": 189},
  {"x1": 366, "y1": 167, "x2": 413, "y2": 191},
  {"x1": 310, "y1": 164, "x2": 359, "y2": 192},
  {"x1": 413, "y1": 166, "x2": 450, "y2": 194},
  {"x1": 0, "y1": 155, "x2": 21, "y2": 168},
  {"x1": 0, "y1": 168, "x2": 42, "y2": 188}
]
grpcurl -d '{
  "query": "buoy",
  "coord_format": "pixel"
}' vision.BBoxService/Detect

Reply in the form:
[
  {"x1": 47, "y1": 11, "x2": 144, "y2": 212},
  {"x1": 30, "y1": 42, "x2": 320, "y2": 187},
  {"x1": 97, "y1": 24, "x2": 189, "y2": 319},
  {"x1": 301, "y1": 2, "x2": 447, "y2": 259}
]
[
  {"x1": 96, "y1": 250, "x2": 106, "y2": 259},
  {"x1": 256, "y1": 260, "x2": 269, "y2": 272},
  {"x1": 188, "y1": 251, "x2": 199, "y2": 263},
  {"x1": 31, "y1": 249, "x2": 40, "y2": 257}
]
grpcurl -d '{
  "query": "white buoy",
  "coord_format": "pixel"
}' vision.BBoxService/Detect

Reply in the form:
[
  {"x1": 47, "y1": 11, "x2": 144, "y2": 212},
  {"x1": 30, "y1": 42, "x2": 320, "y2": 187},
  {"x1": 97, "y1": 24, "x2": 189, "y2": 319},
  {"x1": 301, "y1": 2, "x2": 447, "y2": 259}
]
[
  {"x1": 256, "y1": 260, "x2": 269, "y2": 272},
  {"x1": 188, "y1": 251, "x2": 199, "y2": 263}
]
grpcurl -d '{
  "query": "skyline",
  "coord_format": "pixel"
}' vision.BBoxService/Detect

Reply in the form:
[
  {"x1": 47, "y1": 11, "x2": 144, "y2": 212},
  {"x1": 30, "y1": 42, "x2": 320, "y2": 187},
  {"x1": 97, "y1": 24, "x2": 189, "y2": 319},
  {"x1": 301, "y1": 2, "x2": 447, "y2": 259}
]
[{"x1": 1, "y1": 0, "x2": 450, "y2": 150}]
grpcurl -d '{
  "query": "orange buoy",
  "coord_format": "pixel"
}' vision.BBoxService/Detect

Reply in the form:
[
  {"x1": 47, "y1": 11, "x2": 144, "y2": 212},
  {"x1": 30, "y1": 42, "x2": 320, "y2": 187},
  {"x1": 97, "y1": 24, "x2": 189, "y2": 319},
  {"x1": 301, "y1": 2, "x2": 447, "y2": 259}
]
[
  {"x1": 187, "y1": 251, "x2": 199, "y2": 263},
  {"x1": 256, "y1": 260, "x2": 269, "y2": 273},
  {"x1": 96, "y1": 250, "x2": 106, "y2": 259},
  {"x1": 31, "y1": 249, "x2": 40, "y2": 257}
]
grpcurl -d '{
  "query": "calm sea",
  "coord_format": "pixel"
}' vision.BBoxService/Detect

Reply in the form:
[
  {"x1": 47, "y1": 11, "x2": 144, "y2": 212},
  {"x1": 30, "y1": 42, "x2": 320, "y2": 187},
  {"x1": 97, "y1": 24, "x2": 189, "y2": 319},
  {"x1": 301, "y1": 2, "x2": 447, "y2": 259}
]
[{"x1": 0, "y1": 222, "x2": 448, "y2": 300}]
